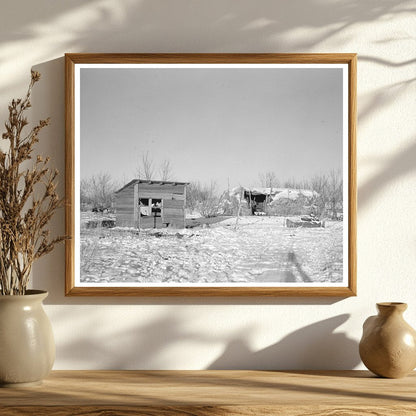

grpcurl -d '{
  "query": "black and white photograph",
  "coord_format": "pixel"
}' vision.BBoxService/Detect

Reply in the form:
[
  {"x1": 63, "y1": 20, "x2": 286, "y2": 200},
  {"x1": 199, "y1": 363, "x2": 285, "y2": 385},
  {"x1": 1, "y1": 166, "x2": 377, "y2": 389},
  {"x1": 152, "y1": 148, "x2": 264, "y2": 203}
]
[{"x1": 66, "y1": 54, "x2": 356, "y2": 296}]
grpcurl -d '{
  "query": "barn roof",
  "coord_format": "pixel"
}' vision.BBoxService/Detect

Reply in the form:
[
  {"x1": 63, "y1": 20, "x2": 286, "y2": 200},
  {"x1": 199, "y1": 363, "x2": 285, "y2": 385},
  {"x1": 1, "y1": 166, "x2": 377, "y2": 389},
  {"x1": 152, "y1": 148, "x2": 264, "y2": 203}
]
[
  {"x1": 115, "y1": 179, "x2": 190, "y2": 193},
  {"x1": 228, "y1": 186, "x2": 319, "y2": 201}
]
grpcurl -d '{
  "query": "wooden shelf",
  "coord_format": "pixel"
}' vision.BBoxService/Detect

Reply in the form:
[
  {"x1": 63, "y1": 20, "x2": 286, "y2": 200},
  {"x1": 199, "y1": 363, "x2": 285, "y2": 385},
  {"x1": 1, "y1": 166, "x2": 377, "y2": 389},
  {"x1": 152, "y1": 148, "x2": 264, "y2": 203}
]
[{"x1": 1, "y1": 370, "x2": 415, "y2": 415}]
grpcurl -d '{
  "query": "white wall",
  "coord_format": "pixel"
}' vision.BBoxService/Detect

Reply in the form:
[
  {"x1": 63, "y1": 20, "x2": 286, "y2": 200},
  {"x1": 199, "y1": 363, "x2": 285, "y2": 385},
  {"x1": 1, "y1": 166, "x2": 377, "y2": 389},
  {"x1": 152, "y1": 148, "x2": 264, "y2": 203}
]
[{"x1": 1, "y1": 0, "x2": 415, "y2": 370}]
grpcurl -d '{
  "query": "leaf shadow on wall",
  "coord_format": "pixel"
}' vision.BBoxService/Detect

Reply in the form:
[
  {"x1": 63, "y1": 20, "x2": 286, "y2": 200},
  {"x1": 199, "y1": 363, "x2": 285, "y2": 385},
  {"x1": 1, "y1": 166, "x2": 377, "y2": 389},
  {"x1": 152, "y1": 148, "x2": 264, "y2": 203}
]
[
  {"x1": 54, "y1": 312, "x2": 216, "y2": 369},
  {"x1": 207, "y1": 314, "x2": 360, "y2": 370},
  {"x1": 0, "y1": 0, "x2": 414, "y2": 96},
  {"x1": 356, "y1": 55, "x2": 416, "y2": 210},
  {"x1": 359, "y1": 139, "x2": 416, "y2": 210},
  {"x1": 53, "y1": 308, "x2": 359, "y2": 370}
]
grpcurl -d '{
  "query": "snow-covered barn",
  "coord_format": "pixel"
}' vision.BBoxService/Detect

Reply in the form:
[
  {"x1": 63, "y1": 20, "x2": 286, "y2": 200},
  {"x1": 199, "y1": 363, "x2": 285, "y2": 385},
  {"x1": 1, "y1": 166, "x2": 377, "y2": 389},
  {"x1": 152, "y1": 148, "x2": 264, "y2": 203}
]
[
  {"x1": 229, "y1": 187, "x2": 318, "y2": 215},
  {"x1": 114, "y1": 179, "x2": 189, "y2": 229}
]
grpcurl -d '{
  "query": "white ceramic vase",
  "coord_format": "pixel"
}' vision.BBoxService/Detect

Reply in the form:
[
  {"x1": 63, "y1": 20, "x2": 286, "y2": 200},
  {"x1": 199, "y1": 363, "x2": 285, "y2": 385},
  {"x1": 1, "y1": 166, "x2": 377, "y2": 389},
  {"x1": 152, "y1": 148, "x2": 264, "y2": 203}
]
[{"x1": 0, "y1": 290, "x2": 55, "y2": 387}]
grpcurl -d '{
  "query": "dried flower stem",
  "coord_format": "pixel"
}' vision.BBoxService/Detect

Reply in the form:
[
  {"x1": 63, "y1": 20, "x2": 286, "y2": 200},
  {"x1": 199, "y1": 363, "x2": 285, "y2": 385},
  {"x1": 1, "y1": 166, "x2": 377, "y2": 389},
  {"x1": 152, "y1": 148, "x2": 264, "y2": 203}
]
[{"x1": 0, "y1": 71, "x2": 65, "y2": 295}]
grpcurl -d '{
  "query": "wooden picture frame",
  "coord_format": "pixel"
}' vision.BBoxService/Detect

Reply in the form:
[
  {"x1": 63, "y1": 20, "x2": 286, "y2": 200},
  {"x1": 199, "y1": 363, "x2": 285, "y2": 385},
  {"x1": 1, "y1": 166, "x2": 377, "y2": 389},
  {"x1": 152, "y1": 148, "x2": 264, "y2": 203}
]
[{"x1": 65, "y1": 53, "x2": 356, "y2": 296}]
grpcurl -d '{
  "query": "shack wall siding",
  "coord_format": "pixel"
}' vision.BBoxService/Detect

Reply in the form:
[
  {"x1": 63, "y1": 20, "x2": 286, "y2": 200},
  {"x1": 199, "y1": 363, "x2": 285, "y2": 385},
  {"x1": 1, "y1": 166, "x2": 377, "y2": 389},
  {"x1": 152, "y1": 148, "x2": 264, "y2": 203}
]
[
  {"x1": 137, "y1": 191, "x2": 185, "y2": 200},
  {"x1": 136, "y1": 184, "x2": 185, "y2": 194},
  {"x1": 115, "y1": 181, "x2": 187, "y2": 229},
  {"x1": 115, "y1": 184, "x2": 135, "y2": 227},
  {"x1": 162, "y1": 199, "x2": 186, "y2": 228},
  {"x1": 163, "y1": 208, "x2": 186, "y2": 216},
  {"x1": 161, "y1": 199, "x2": 184, "y2": 208}
]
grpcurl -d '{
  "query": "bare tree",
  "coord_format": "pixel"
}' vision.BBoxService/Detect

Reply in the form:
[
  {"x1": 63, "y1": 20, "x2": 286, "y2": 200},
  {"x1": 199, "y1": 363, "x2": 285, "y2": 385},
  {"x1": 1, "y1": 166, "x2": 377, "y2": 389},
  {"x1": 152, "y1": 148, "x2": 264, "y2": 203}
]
[
  {"x1": 259, "y1": 171, "x2": 279, "y2": 188},
  {"x1": 283, "y1": 176, "x2": 302, "y2": 188},
  {"x1": 136, "y1": 151, "x2": 155, "y2": 180},
  {"x1": 327, "y1": 169, "x2": 343, "y2": 219},
  {"x1": 80, "y1": 178, "x2": 92, "y2": 209},
  {"x1": 186, "y1": 181, "x2": 223, "y2": 218},
  {"x1": 309, "y1": 173, "x2": 328, "y2": 217},
  {"x1": 159, "y1": 159, "x2": 173, "y2": 181},
  {"x1": 259, "y1": 171, "x2": 279, "y2": 212},
  {"x1": 185, "y1": 182, "x2": 199, "y2": 213},
  {"x1": 308, "y1": 170, "x2": 343, "y2": 218},
  {"x1": 136, "y1": 151, "x2": 175, "y2": 181},
  {"x1": 200, "y1": 182, "x2": 221, "y2": 218},
  {"x1": 81, "y1": 173, "x2": 116, "y2": 210}
]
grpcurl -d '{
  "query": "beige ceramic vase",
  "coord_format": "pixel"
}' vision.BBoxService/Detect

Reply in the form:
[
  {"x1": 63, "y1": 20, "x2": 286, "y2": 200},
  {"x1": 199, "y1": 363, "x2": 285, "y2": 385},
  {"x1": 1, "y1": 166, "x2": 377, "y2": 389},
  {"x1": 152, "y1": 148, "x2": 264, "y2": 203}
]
[
  {"x1": 359, "y1": 302, "x2": 416, "y2": 378},
  {"x1": 0, "y1": 290, "x2": 55, "y2": 387}
]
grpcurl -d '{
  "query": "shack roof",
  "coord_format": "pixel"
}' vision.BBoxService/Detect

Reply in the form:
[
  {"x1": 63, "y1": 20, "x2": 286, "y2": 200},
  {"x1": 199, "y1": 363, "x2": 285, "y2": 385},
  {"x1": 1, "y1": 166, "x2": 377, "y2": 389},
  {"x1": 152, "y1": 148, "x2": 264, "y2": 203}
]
[{"x1": 115, "y1": 179, "x2": 190, "y2": 194}]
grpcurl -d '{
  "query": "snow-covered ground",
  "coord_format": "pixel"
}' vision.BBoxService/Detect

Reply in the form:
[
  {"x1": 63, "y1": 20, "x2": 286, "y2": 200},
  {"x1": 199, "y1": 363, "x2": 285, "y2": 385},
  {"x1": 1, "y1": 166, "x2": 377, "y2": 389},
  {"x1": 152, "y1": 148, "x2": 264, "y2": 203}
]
[{"x1": 80, "y1": 215, "x2": 343, "y2": 284}]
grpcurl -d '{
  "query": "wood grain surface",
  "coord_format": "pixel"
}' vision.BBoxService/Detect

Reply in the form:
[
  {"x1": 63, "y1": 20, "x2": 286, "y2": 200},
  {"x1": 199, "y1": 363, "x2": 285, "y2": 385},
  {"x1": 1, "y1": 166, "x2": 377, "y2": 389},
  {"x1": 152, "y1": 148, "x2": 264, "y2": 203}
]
[{"x1": 1, "y1": 370, "x2": 415, "y2": 415}]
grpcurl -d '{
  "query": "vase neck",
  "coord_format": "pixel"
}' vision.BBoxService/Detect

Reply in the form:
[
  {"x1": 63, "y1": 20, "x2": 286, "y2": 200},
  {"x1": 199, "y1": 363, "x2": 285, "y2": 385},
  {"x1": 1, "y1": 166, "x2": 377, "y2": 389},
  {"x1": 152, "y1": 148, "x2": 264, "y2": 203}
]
[
  {"x1": 0, "y1": 290, "x2": 48, "y2": 304},
  {"x1": 377, "y1": 302, "x2": 407, "y2": 316}
]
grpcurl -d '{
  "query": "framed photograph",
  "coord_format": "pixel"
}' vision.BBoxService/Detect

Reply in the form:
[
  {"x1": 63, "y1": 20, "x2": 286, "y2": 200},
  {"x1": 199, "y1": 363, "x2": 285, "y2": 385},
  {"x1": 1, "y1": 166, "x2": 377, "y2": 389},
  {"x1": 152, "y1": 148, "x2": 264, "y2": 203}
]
[{"x1": 65, "y1": 53, "x2": 356, "y2": 296}]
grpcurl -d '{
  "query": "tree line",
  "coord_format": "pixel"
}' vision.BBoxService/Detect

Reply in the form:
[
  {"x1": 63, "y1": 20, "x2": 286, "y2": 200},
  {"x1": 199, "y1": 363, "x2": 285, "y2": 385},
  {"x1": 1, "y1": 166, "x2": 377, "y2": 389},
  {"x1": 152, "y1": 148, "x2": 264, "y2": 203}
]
[
  {"x1": 80, "y1": 151, "x2": 343, "y2": 220},
  {"x1": 257, "y1": 169, "x2": 343, "y2": 219},
  {"x1": 80, "y1": 152, "x2": 175, "y2": 211}
]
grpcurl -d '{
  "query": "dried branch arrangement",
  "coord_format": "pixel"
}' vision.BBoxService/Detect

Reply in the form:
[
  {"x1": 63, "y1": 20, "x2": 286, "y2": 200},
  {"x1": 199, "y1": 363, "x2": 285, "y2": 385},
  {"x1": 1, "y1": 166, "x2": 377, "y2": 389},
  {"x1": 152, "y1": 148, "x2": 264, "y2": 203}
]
[{"x1": 0, "y1": 71, "x2": 65, "y2": 295}]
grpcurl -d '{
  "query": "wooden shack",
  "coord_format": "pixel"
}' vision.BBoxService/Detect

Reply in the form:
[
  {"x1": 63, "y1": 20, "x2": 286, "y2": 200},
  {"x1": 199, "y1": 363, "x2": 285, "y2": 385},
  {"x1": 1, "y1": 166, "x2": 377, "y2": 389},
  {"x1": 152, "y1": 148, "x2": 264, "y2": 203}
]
[{"x1": 115, "y1": 179, "x2": 189, "y2": 229}]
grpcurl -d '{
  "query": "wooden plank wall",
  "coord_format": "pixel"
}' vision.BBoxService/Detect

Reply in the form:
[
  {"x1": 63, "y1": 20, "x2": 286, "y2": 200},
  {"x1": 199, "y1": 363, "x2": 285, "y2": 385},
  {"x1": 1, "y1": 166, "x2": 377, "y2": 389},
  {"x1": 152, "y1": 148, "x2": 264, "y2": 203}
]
[
  {"x1": 137, "y1": 183, "x2": 185, "y2": 201},
  {"x1": 134, "y1": 183, "x2": 139, "y2": 228},
  {"x1": 115, "y1": 184, "x2": 135, "y2": 227},
  {"x1": 138, "y1": 192, "x2": 185, "y2": 200},
  {"x1": 162, "y1": 199, "x2": 185, "y2": 228},
  {"x1": 138, "y1": 183, "x2": 186, "y2": 194}
]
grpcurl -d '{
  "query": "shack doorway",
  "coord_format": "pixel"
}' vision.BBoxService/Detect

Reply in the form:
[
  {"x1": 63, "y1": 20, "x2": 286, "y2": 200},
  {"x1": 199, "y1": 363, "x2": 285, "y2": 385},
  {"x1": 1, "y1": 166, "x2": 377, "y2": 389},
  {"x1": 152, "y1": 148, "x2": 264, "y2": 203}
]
[{"x1": 138, "y1": 198, "x2": 162, "y2": 228}]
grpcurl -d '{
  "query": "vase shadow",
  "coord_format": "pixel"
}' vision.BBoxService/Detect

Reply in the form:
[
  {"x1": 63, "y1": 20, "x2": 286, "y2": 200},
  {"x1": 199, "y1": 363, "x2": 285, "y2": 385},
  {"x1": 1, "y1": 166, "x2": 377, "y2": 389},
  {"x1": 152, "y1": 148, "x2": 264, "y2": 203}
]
[{"x1": 208, "y1": 314, "x2": 360, "y2": 371}]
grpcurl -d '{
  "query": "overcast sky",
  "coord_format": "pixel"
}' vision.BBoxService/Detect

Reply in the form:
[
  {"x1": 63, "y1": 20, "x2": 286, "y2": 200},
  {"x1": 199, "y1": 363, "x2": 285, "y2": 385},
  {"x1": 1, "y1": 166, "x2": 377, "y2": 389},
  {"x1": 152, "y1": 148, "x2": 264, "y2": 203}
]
[{"x1": 80, "y1": 66, "x2": 343, "y2": 190}]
